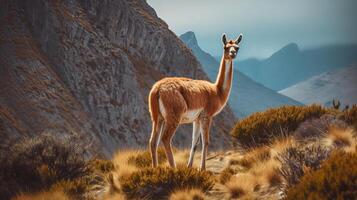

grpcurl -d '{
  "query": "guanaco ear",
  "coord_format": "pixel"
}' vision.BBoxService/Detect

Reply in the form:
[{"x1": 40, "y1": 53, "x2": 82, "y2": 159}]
[
  {"x1": 235, "y1": 34, "x2": 243, "y2": 44},
  {"x1": 222, "y1": 33, "x2": 227, "y2": 45}
]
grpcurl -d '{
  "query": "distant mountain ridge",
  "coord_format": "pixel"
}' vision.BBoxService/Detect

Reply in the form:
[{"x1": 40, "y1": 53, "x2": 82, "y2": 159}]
[
  {"x1": 180, "y1": 31, "x2": 301, "y2": 117},
  {"x1": 236, "y1": 43, "x2": 357, "y2": 91},
  {"x1": 280, "y1": 66, "x2": 357, "y2": 107}
]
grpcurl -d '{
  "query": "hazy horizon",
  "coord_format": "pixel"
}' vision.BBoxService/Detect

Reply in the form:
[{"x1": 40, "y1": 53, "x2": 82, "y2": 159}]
[{"x1": 148, "y1": 0, "x2": 357, "y2": 59}]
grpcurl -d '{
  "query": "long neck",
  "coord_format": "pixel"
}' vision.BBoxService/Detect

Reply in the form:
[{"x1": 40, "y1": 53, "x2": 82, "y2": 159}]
[{"x1": 215, "y1": 54, "x2": 233, "y2": 101}]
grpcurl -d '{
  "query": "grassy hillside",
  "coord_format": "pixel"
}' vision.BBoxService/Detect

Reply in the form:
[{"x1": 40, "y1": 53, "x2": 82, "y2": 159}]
[{"x1": 2, "y1": 104, "x2": 357, "y2": 200}]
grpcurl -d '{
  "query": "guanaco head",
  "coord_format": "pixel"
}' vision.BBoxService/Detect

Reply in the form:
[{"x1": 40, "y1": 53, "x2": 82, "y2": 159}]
[{"x1": 222, "y1": 33, "x2": 243, "y2": 60}]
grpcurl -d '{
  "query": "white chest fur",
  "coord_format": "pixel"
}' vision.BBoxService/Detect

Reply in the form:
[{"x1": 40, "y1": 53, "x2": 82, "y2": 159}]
[
  {"x1": 181, "y1": 108, "x2": 203, "y2": 123},
  {"x1": 159, "y1": 98, "x2": 203, "y2": 123}
]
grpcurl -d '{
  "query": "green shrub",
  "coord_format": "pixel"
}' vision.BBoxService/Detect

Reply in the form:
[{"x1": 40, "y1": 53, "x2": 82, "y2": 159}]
[
  {"x1": 286, "y1": 151, "x2": 357, "y2": 200},
  {"x1": 127, "y1": 148, "x2": 167, "y2": 167},
  {"x1": 120, "y1": 166, "x2": 215, "y2": 199},
  {"x1": 231, "y1": 105, "x2": 333, "y2": 148},
  {"x1": 0, "y1": 134, "x2": 92, "y2": 200}
]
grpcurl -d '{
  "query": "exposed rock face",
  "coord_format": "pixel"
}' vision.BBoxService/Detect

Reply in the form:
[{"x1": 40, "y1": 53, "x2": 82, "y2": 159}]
[{"x1": 0, "y1": 0, "x2": 236, "y2": 156}]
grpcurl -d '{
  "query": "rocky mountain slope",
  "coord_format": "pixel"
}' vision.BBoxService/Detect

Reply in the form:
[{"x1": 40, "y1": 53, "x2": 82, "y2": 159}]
[
  {"x1": 237, "y1": 43, "x2": 357, "y2": 91},
  {"x1": 180, "y1": 31, "x2": 301, "y2": 117},
  {"x1": 279, "y1": 66, "x2": 357, "y2": 107},
  {"x1": 0, "y1": 0, "x2": 236, "y2": 156}
]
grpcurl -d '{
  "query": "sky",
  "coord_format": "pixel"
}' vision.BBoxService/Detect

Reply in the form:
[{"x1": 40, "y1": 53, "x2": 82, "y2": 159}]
[{"x1": 147, "y1": 0, "x2": 357, "y2": 59}]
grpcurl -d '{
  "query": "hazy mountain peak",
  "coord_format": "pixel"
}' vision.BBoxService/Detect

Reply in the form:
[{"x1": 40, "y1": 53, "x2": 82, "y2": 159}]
[
  {"x1": 238, "y1": 43, "x2": 357, "y2": 91},
  {"x1": 180, "y1": 31, "x2": 198, "y2": 48},
  {"x1": 270, "y1": 42, "x2": 300, "y2": 59}
]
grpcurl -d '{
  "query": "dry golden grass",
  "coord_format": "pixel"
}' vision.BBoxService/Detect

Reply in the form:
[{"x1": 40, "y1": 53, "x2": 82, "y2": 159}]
[
  {"x1": 245, "y1": 146, "x2": 271, "y2": 162},
  {"x1": 219, "y1": 167, "x2": 236, "y2": 184},
  {"x1": 102, "y1": 193, "x2": 126, "y2": 200},
  {"x1": 169, "y1": 188, "x2": 205, "y2": 200},
  {"x1": 12, "y1": 190, "x2": 70, "y2": 200},
  {"x1": 226, "y1": 146, "x2": 271, "y2": 170},
  {"x1": 111, "y1": 148, "x2": 192, "y2": 176},
  {"x1": 103, "y1": 148, "x2": 197, "y2": 199},
  {"x1": 120, "y1": 166, "x2": 214, "y2": 199},
  {"x1": 222, "y1": 144, "x2": 284, "y2": 199},
  {"x1": 269, "y1": 136, "x2": 297, "y2": 157},
  {"x1": 111, "y1": 150, "x2": 144, "y2": 178},
  {"x1": 172, "y1": 149, "x2": 190, "y2": 167},
  {"x1": 322, "y1": 127, "x2": 356, "y2": 152},
  {"x1": 225, "y1": 173, "x2": 259, "y2": 199},
  {"x1": 224, "y1": 158, "x2": 282, "y2": 199}
]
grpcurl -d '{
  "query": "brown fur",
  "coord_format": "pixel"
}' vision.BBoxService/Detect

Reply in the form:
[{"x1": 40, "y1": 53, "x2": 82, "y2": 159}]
[{"x1": 149, "y1": 34, "x2": 242, "y2": 170}]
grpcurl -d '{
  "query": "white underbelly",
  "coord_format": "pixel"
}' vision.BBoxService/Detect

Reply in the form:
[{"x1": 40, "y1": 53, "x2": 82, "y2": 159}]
[{"x1": 181, "y1": 108, "x2": 203, "y2": 123}]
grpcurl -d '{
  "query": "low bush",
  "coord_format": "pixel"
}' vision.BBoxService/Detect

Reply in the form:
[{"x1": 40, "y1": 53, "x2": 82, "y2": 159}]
[
  {"x1": 169, "y1": 188, "x2": 205, "y2": 200},
  {"x1": 278, "y1": 144, "x2": 331, "y2": 190},
  {"x1": 12, "y1": 189, "x2": 70, "y2": 200},
  {"x1": 285, "y1": 151, "x2": 357, "y2": 200},
  {"x1": 231, "y1": 105, "x2": 333, "y2": 148},
  {"x1": 120, "y1": 166, "x2": 214, "y2": 199},
  {"x1": 0, "y1": 134, "x2": 92, "y2": 200},
  {"x1": 89, "y1": 159, "x2": 115, "y2": 174},
  {"x1": 294, "y1": 114, "x2": 347, "y2": 140},
  {"x1": 339, "y1": 104, "x2": 357, "y2": 130},
  {"x1": 225, "y1": 173, "x2": 259, "y2": 199}
]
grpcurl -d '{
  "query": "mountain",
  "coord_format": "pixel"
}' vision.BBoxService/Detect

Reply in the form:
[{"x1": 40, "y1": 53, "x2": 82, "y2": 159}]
[
  {"x1": 279, "y1": 66, "x2": 357, "y2": 107},
  {"x1": 0, "y1": 0, "x2": 236, "y2": 156},
  {"x1": 180, "y1": 32, "x2": 301, "y2": 118},
  {"x1": 237, "y1": 43, "x2": 357, "y2": 91}
]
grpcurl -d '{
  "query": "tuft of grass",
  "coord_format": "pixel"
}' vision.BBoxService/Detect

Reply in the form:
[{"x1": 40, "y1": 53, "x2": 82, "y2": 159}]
[
  {"x1": 172, "y1": 149, "x2": 190, "y2": 167},
  {"x1": 285, "y1": 151, "x2": 357, "y2": 200},
  {"x1": 219, "y1": 167, "x2": 236, "y2": 184},
  {"x1": 339, "y1": 104, "x2": 357, "y2": 130},
  {"x1": 264, "y1": 167, "x2": 282, "y2": 187},
  {"x1": 102, "y1": 193, "x2": 126, "y2": 200},
  {"x1": 322, "y1": 127, "x2": 356, "y2": 151},
  {"x1": 269, "y1": 136, "x2": 296, "y2": 158},
  {"x1": 278, "y1": 144, "x2": 331, "y2": 190},
  {"x1": 12, "y1": 189, "x2": 70, "y2": 200},
  {"x1": 245, "y1": 146, "x2": 271, "y2": 162},
  {"x1": 111, "y1": 150, "x2": 144, "y2": 179},
  {"x1": 225, "y1": 174, "x2": 259, "y2": 199},
  {"x1": 0, "y1": 134, "x2": 94, "y2": 200},
  {"x1": 169, "y1": 188, "x2": 205, "y2": 200},
  {"x1": 127, "y1": 148, "x2": 167, "y2": 168},
  {"x1": 120, "y1": 166, "x2": 214, "y2": 199},
  {"x1": 89, "y1": 159, "x2": 115, "y2": 174},
  {"x1": 231, "y1": 105, "x2": 334, "y2": 148}
]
